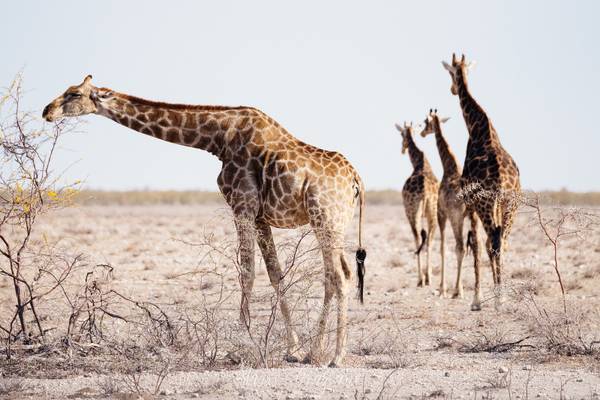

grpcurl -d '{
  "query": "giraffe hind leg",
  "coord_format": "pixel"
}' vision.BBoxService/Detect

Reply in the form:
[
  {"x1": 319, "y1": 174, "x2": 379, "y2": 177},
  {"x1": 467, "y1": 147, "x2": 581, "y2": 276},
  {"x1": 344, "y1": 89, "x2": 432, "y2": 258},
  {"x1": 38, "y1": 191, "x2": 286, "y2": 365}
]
[{"x1": 438, "y1": 210, "x2": 448, "y2": 298}]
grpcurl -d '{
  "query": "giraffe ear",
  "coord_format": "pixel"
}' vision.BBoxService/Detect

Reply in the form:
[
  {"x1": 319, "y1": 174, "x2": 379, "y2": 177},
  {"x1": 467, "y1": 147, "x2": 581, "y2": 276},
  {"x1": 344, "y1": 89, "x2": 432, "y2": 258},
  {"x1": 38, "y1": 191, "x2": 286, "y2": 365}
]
[
  {"x1": 394, "y1": 123, "x2": 404, "y2": 133},
  {"x1": 439, "y1": 117, "x2": 451, "y2": 124},
  {"x1": 442, "y1": 61, "x2": 455, "y2": 73},
  {"x1": 466, "y1": 60, "x2": 477, "y2": 70}
]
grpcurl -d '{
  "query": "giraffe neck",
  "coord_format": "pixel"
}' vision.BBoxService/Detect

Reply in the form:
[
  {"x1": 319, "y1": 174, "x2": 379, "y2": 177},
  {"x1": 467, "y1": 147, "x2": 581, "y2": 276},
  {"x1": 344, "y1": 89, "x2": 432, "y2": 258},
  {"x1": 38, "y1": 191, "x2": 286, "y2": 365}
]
[
  {"x1": 95, "y1": 91, "x2": 251, "y2": 159},
  {"x1": 406, "y1": 131, "x2": 428, "y2": 172},
  {"x1": 455, "y1": 70, "x2": 494, "y2": 143},
  {"x1": 433, "y1": 122, "x2": 461, "y2": 177}
]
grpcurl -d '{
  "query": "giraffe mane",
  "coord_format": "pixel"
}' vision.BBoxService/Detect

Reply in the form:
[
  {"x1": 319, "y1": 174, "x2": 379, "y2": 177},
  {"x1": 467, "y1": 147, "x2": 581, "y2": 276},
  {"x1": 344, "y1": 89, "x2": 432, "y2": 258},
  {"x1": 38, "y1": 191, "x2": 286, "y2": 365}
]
[{"x1": 111, "y1": 91, "x2": 254, "y2": 112}]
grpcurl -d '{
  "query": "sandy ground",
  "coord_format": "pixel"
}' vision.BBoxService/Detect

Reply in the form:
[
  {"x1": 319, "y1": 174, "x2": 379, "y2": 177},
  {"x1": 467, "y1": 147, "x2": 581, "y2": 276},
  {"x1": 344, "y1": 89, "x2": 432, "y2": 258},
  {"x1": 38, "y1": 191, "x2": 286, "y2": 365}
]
[{"x1": 0, "y1": 203, "x2": 599, "y2": 399}]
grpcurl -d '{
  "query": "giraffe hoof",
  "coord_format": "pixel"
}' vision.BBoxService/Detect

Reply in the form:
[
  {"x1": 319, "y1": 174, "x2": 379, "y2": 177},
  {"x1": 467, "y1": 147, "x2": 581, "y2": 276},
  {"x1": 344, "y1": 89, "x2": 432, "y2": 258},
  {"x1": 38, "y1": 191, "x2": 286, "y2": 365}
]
[
  {"x1": 452, "y1": 291, "x2": 464, "y2": 300},
  {"x1": 328, "y1": 361, "x2": 339, "y2": 368},
  {"x1": 284, "y1": 354, "x2": 300, "y2": 363},
  {"x1": 417, "y1": 280, "x2": 424, "y2": 288},
  {"x1": 438, "y1": 289, "x2": 448, "y2": 298},
  {"x1": 470, "y1": 303, "x2": 482, "y2": 312}
]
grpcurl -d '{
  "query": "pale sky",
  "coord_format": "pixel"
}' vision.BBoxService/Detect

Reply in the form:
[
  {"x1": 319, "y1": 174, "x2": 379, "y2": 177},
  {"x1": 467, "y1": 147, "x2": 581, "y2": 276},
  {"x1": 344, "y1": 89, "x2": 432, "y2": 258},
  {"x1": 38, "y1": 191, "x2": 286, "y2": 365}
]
[{"x1": 2, "y1": 1, "x2": 598, "y2": 191}]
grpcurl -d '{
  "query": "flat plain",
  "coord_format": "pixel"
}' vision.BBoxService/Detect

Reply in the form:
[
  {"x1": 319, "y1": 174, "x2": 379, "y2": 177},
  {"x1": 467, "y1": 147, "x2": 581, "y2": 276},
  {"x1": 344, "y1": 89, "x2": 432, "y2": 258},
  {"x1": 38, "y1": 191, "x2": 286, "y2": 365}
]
[{"x1": 0, "y1": 199, "x2": 599, "y2": 399}]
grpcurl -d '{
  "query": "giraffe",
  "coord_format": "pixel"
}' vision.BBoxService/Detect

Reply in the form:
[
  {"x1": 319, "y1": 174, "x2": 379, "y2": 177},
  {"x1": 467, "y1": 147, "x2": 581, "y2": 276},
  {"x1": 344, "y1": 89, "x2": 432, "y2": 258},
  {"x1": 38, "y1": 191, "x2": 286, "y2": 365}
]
[
  {"x1": 442, "y1": 54, "x2": 521, "y2": 310},
  {"x1": 42, "y1": 75, "x2": 367, "y2": 367},
  {"x1": 395, "y1": 122, "x2": 439, "y2": 287},
  {"x1": 419, "y1": 109, "x2": 466, "y2": 299}
]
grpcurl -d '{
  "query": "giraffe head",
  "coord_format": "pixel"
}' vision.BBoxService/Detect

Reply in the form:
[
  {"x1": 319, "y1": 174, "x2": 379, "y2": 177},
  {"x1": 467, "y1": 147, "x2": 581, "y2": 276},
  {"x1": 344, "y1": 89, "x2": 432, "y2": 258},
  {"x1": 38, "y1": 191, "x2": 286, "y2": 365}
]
[
  {"x1": 420, "y1": 109, "x2": 450, "y2": 137},
  {"x1": 442, "y1": 53, "x2": 476, "y2": 95},
  {"x1": 42, "y1": 75, "x2": 114, "y2": 122},
  {"x1": 394, "y1": 121, "x2": 415, "y2": 154}
]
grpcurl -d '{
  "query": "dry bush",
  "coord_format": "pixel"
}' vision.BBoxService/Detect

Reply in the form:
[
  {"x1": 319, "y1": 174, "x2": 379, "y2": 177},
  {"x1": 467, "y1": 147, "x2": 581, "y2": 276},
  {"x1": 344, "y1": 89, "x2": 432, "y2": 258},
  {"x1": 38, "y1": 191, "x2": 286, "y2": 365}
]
[
  {"x1": 517, "y1": 288, "x2": 600, "y2": 357},
  {"x1": 179, "y1": 214, "x2": 324, "y2": 367},
  {"x1": 0, "y1": 74, "x2": 85, "y2": 355},
  {"x1": 457, "y1": 328, "x2": 533, "y2": 354},
  {"x1": 523, "y1": 193, "x2": 599, "y2": 312}
]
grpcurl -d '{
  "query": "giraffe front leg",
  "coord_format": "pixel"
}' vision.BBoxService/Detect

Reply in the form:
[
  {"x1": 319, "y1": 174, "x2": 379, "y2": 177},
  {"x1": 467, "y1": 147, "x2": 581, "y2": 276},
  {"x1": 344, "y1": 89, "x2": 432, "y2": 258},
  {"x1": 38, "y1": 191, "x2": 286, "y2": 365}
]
[
  {"x1": 451, "y1": 214, "x2": 465, "y2": 299},
  {"x1": 425, "y1": 206, "x2": 436, "y2": 288},
  {"x1": 469, "y1": 213, "x2": 482, "y2": 311},
  {"x1": 255, "y1": 221, "x2": 300, "y2": 362},
  {"x1": 234, "y1": 215, "x2": 257, "y2": 328},
  {"x1": 438, "y1": 212, "x2": 447, "y2": 297}
]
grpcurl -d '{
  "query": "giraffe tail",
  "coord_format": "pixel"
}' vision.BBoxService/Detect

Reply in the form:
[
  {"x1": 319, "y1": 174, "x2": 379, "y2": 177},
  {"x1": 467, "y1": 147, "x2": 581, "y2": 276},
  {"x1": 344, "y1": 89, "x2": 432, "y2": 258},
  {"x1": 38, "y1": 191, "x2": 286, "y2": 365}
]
[
  {"x1": 466, "y1": 230, "x2": 474, "y2": 255},
  {"x1": 415, "y1": 229, "x2": 427, "y2": 255},
  {"x1": 491, "y1": 226, "x2": 503, "y2": 256},
  {"x1": 355, "y1": 176, "x2": 367, "y2": 304}
]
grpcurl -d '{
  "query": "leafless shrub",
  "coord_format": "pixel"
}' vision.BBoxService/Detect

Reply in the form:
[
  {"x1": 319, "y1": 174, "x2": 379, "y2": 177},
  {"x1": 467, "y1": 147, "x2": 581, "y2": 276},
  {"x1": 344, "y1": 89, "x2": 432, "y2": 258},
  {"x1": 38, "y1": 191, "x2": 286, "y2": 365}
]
[
  {"x1": 523, "y1": 193, "x2": 599, "y2": 312},
  {"x1": 519, "y1": 290, "x2": 600, "y2": 357},
  {"x1": 457, "y1": 328, "x2": 533, "y2": 354},
  {"x1": 96, "y1": 376, "x2": 119, "y2": 397},
  {"x1": 0, "y1": 74, "x2": 85, "y2": 356},
  {"x1": 177, "y1": 213, "x2": 324, "y2": 367}
]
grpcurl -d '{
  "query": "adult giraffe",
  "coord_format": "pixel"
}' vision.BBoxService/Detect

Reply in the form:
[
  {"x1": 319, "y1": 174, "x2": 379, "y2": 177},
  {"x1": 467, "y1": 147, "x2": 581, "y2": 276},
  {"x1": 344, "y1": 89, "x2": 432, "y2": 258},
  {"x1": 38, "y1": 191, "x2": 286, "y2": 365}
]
[
  {"x1": 395, "y1": 122, "x2": 439, "y2": 288},
  {"x1": 420, "y1": 109, "x2": 466, "y2": 299},
  {"x1": 442, "y1": 54, "x2": 521, "y2": 310},
  {"x1": 43, "y1": 75, "x2": 367, "y2": 366}
]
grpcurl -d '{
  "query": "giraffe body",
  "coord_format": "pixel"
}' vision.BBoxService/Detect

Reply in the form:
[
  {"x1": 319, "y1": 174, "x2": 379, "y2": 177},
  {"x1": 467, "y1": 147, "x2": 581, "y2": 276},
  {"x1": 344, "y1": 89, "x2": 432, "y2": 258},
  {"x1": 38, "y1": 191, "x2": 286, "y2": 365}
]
[
  {"x1": 443, "y1": 54, "x2": 521, "y2": 310},
  {"x1": 43, "y1": 76, "x2": 366, "y2": 366},
  {"x1": 420, "y1": 110, "x2": 466, "y2": 298},
  {"x1": 395, "y1": 123, "x2": 439, "y2": 287}
]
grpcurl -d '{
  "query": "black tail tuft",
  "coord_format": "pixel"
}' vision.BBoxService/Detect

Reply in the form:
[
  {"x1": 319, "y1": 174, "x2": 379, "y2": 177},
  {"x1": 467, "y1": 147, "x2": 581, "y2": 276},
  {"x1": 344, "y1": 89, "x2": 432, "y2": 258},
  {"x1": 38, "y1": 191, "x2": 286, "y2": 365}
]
[
  {"x1": 466, "y1": 230, "x2": 474, "y2": 255},
  {"x1": 356, "y1": 248, "x2": 367, "y2": 304},
  {"x1": 415, "y1": 229, "x2": 427, "y2": 255},
  {"x1": 491, "y1": 226, "x2": 502, "y2": 255}
]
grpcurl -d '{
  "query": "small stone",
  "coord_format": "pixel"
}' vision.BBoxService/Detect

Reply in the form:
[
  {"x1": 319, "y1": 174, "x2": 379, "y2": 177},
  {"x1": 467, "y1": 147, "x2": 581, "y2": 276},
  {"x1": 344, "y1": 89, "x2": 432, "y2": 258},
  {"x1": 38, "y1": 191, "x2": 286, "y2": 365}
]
[
  {"x1": 536, "y1": 393, "x2": 542, "y2": 398},
  {"x1": 365, "y1": 388, "x2": 372, "y2": 394},
  {"x1": 191, "y1": 394, "x2": 200, "y2": 398},
  {"x1": 444, "y1": 371, "x2": 450, "y2": 377},
  {"x1": 499, "y1": 366, "x2": 508, "y2": 373},
  {"x1": 160, "y1": 389, "x2": 172, "y2": 395},
  {"x1": 523, "y1": 365, "x2": 532, "y2": 370},
  {"x1": 576, "y1": 378, "x2": 583, "y2": 382}
]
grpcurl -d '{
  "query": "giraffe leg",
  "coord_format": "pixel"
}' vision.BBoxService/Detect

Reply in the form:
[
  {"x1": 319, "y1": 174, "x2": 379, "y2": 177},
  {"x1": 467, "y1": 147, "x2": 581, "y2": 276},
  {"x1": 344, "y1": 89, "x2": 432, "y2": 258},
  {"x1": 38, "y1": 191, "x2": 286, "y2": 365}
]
[
  {"x1": 425, "y1": 205, "x2": 436, "y2": 287},
  {"x1": 485, "y1": 236, "x2": 498, "y2": 285},
  {"x1": 450, "y1": 211, "x2": 465, "y2": 299},
  {"x1": 255, "y1": 221, "x2": 300, "y2": 361},
  {"x1": 329, "y1": 248, "x2": 350, "y2": 367},
  {"x1": 469, "y1": 211, "x2": 482, "y2": 311},
  {"x1": 406, "y1": 201, "x2": 425, "y2": 286},
  {"x1": 480, "y1": 203, "x2": 505, "y2": 310},
  {"x1": 305, "y1": 240, "x2": 335, "y2": 365},
  {"x1": 233, "y1": 214, "x2": 257, "y2": 327},
  {"x1": 437, "y1": 210, "x2": 447, "y2": 297}
]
